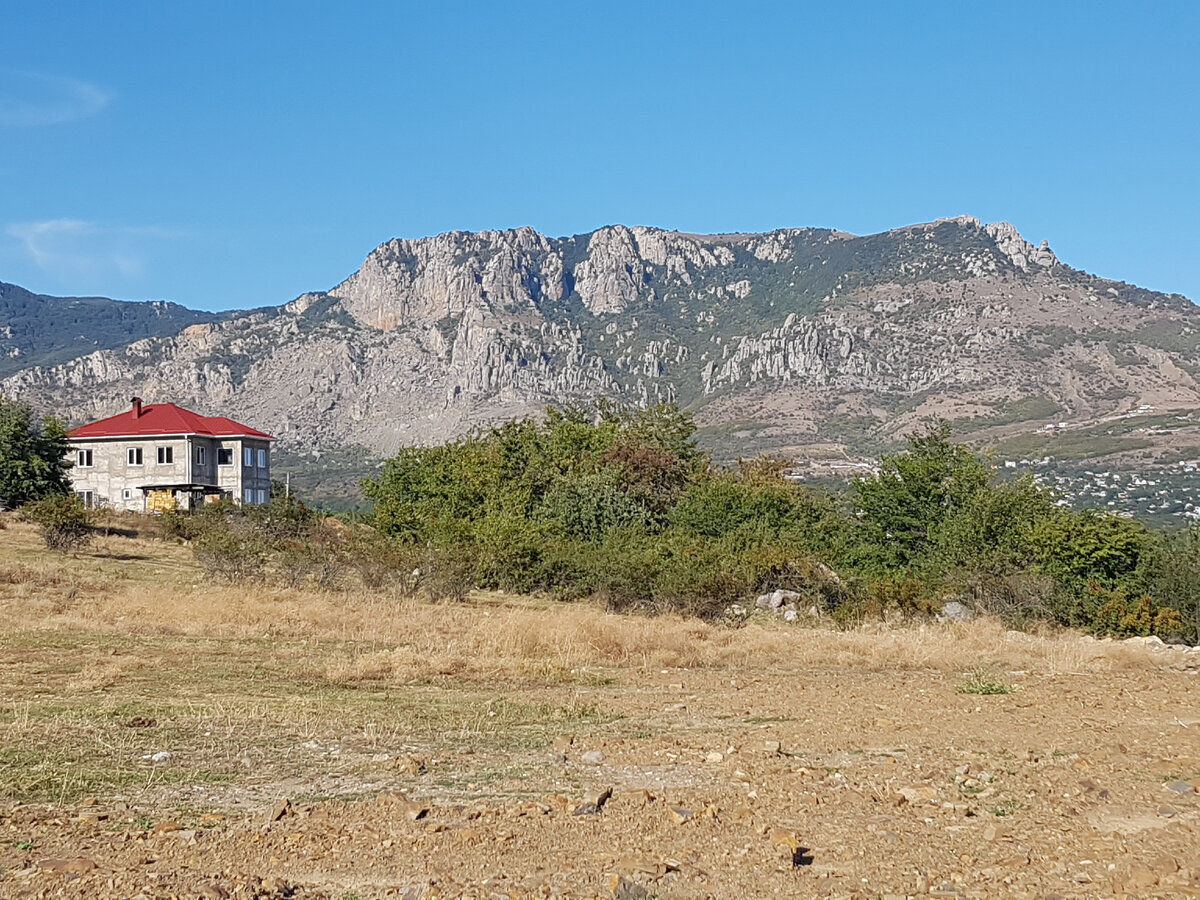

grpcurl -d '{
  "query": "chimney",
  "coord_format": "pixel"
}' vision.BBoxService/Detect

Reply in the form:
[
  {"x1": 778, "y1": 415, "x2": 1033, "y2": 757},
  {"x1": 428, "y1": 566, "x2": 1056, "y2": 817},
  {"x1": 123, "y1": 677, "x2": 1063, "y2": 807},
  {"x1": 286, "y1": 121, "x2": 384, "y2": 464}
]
[{"x1": 131, "y1": 397, "x2": 143, "y2": 419}]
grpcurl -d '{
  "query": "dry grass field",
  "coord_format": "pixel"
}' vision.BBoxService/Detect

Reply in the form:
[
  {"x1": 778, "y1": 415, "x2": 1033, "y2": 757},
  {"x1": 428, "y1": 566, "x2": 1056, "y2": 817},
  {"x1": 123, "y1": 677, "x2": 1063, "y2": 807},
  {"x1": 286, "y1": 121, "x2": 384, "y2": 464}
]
[{"x1": 1, "y1": 516, "x2": 1198, "y2": 898}]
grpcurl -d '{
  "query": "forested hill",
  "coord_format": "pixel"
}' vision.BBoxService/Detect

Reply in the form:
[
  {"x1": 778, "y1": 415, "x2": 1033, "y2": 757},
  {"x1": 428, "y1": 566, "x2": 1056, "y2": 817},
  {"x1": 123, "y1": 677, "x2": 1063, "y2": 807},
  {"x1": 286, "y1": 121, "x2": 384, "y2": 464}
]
[{"x1": 0, "y1": 281, "x2": 222, "y2": 378}]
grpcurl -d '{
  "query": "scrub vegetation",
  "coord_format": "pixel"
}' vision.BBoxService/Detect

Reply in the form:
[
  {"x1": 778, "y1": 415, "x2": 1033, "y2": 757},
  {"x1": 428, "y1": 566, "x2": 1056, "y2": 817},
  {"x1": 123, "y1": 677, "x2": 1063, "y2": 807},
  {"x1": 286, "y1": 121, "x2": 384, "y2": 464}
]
[{"x1": 143, "y1": 403, "x2": 1198, "y2": 642}]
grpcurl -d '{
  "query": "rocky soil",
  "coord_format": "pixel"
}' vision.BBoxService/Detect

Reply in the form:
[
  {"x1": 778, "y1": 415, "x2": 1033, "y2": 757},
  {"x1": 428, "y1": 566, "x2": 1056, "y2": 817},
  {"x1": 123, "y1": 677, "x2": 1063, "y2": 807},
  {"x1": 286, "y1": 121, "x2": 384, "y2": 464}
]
[{"x1": 4, "y1": 655, "x2": 1199, "y2": 899}]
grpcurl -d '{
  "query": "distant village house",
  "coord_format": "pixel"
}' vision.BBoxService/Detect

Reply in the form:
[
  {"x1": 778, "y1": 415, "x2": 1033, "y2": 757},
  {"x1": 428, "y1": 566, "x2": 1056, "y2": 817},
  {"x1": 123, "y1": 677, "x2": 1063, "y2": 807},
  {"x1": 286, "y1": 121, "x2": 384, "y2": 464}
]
[{"x1": 66, "y1": 398, "x2": 274, "y2": 512}]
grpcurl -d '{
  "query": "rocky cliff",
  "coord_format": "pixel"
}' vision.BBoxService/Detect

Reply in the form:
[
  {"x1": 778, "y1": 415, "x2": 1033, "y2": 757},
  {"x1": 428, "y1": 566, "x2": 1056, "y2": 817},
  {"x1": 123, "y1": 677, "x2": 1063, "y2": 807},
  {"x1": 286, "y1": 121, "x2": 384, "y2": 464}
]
[{"x1": 4, "y1": 217, "x2": 1198, "y2": 470}]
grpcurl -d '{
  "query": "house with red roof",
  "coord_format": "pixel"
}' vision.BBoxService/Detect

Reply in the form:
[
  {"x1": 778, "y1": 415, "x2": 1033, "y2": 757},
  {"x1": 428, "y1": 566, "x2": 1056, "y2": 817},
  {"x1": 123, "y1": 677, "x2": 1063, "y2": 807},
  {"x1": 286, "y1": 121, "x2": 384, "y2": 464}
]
[{"x1": 66, "y1": 398, "x2": 274, "y2": 511}]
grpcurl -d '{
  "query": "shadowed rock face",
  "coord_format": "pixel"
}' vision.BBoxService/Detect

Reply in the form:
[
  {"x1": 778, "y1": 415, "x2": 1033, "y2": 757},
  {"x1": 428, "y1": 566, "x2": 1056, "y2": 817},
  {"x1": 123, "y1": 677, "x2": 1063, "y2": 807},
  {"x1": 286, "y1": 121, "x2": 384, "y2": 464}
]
[
  {"x1": 3, "y1": 217, "x2": 1197, "y2": 462},
  {"x1": 0, "y1": 281, "x2": 223, "y2": 379}
]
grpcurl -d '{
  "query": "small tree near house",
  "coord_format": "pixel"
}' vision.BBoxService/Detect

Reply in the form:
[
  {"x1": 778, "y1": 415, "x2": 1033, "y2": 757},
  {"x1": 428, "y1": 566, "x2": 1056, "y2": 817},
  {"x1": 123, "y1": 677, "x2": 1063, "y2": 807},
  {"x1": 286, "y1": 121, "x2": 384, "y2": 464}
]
[{"x1": 0, "y1": 396, "x2": 72, "y2": 509}]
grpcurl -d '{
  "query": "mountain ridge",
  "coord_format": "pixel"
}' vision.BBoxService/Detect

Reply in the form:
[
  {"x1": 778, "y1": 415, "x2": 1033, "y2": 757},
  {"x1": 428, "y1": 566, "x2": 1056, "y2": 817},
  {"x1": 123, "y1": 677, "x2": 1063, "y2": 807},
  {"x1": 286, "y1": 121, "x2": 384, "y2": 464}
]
[
  {"x1": 3, "y1": 218, "x2": 1199, "y2": 493},
  {"x1": 0, "y1": 280, "x2": 228, "y2": 379}
]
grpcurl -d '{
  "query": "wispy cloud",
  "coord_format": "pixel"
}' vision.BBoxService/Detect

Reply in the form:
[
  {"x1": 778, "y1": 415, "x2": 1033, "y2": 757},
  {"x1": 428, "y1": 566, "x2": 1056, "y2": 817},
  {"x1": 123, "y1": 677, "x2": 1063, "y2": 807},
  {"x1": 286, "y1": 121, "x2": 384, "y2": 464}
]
[
  {"x1": 0, "y1": 70, "x2": 110, "y2": 127},
  {"x1": 4, "y1": 219, "x2": 170, "y2": 286}
]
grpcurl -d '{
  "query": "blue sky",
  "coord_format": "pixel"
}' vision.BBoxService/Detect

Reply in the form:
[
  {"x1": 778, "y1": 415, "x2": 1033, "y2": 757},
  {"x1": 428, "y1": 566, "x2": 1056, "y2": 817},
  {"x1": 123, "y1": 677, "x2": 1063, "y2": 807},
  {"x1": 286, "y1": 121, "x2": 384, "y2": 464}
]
[{"x1": 2, "y1": 1, "x2": 1197, "y2": 310}]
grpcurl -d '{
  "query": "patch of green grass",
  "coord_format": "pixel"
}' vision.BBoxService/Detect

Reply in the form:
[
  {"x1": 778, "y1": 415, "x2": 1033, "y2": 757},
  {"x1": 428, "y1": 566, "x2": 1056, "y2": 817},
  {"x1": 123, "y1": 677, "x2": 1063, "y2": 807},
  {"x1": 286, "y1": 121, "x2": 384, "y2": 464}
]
[
  {"x1": 989, "y1": 800, "x2": 1018, "y2": 817},
  {"x1": 956, "y1": 668, "x2": 1014, "y2": 695},
  {"x1": 953, "y1": 396, "x2": 1065, "y2": 433}
]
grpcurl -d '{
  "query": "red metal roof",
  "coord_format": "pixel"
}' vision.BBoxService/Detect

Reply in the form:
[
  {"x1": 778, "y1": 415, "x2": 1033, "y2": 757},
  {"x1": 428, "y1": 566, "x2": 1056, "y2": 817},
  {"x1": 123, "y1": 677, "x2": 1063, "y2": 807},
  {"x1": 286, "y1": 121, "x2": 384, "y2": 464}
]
[{"x1": 67, "y1": 401, "x2": 274, "y2": 440}]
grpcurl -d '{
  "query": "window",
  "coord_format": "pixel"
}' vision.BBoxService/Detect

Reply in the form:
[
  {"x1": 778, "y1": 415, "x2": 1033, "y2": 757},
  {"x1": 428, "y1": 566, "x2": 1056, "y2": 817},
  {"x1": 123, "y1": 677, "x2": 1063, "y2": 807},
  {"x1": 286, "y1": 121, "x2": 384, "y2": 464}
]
[
  {"x1": 75, "y1": 490, "x2": 94, "y2": 507},
  {"x1": 76, "y1": 449, "x2": 93, "y2": 467},
  {"x1": 257, "y1": 449, "x2": 267, "y2": 468},
  {"x1": 127, "y1": 447, "x2": 143, "y2": 466},
  {"x1": 244, "y1": 447, "x2": 253, "y2": 467},
  {"x1": 156, "y1": 446, "x2": 174, "y2": 465},
  {"x1": 257, "y1": 489, "x2": 267, "y2": 504},
  {"x1": 243, "y1": 488, "x2": 254, "y2": 504},
  {"x1": 122, "y1": 489, "x2": 133, "y2": 500},
  {"x1": 195, "y1": 446, "x2": 206, "y2": 466},
  {"x1": 217, "y1": 448, "x2": 233, "y2": 466}
]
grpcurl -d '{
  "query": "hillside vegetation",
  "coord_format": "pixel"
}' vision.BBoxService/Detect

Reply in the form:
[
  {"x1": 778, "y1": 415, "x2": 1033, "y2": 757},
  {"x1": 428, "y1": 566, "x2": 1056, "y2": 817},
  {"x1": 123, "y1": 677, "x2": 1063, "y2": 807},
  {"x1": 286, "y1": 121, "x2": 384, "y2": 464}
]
[
  {"x1": 0, "y1": 281, "x2": 222, "y2": 378},
  {"x1": 143, "y1": 403, "x2": 1200, "y2": 642}
]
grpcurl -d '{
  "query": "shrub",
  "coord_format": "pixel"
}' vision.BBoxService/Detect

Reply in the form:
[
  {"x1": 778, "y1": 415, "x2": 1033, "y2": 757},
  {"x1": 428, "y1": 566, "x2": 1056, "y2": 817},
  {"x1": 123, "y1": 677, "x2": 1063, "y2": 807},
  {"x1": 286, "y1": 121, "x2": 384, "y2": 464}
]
[
  {"x1": 420, "y1": 546, "x2": 478, "y2": 602},
  {"x1": 1137, "y1": 525, "x2": 1200, "y2": 644},
  {"x1": 569, "y1": 529, "x2": 662, "y2": 612},
  {"x1": 276, "y1": 523, "x2": 352, "y2": 590},
  {"x1": 928, "y1": 475, "x2": 1057, "y2": 572},
  {"x1": 850, "y1": 421, "x2": 991, "y2": 569},
  {"x1": 1026, "y1": 510, "x2": 1149, "y2": 598},
  {"x1": 542, "y1": 470, "x2": 653, "y2": 540},
  {"x1": 346, "y1": 533, "x2": 423, "y2": 594},
  {"x1": 949, "y1": 570, "x2": 1055, "y2": 628},
  {"x1": 956, "y1": 668, "x2": 1014, "y2": 695},
  {"x1": 1088, "y1": 586, "x2": 1183, "y2": 639},
  {"x1": 669, "y1": 472, "x2": 798, "y2": 537},
  {"x1": 21, "y1": 494, "x2": 94, "y2": 553},
  {"x1": 648, "y1": 535, "x2": 755, "y2": 619},
  {"x1": 192, "y1": 518, "x2": 269, "y2": 582},
  {"x1": 247, "y1": 494, "x2": 314, "y2": 543}
]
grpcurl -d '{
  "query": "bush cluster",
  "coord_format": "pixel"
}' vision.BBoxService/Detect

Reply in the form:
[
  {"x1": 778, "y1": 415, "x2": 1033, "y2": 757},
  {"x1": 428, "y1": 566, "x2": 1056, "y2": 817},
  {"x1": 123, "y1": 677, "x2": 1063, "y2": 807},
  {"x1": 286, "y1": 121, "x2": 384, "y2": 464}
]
[
  {"x1": 161, "y1": 495, "x2": 474, "y2": 600},
  {"x1": 146, "y1": 403, "x2": 1198, "y2": 640},
  {"x1": 21, "y1": 494, "x2": 95, "y2": 553},
  {"x1": 357, "y1": 405, "x2": 1199, "y2": 640}
]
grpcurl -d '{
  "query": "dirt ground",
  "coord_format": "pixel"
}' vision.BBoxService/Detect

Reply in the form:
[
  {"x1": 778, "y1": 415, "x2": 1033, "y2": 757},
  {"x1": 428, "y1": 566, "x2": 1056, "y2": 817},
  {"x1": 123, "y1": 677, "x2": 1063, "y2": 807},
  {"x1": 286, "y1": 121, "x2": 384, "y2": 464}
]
[{"x1": 1, "y1": 519, "x2": 1199, "y2": 899}]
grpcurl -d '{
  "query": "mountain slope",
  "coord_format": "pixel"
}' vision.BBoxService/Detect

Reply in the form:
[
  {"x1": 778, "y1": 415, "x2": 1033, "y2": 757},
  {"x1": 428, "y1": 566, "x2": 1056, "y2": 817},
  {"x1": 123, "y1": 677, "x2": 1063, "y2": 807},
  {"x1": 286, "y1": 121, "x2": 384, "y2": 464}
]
[
  {"x1": 0, "y1": 281, "x2": 223, "y2": 379},
  {"x1": 3, "y1": 217, "x2": 1199, "y2": 476}
]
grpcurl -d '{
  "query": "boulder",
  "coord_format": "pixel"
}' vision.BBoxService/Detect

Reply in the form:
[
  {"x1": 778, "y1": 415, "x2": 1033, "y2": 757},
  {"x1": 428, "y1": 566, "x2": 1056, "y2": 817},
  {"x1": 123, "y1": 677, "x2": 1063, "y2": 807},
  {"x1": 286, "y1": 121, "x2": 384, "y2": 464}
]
[{"x1": 937, "y1": 601, "x2": 974, "y2": 622}]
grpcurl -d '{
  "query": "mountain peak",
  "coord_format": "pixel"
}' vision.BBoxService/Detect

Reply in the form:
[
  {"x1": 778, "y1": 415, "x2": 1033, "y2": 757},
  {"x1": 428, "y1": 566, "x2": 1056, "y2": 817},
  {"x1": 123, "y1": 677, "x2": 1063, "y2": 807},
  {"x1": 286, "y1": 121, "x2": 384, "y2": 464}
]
[{"x1": 982, "y1": 220, "x2": 1059, "y2": 270}]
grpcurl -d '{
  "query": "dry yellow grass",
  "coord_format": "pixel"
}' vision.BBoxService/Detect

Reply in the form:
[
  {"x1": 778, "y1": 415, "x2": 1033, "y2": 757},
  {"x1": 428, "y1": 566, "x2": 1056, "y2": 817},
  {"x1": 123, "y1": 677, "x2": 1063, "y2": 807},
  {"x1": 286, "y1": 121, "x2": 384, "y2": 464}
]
[
  {"x1": 319, "y1": 604, "x2": 1139, "y2": 685},
  {"x1": 6, "y1": 518, "x2": 1200, "y2": 899},
  {"x1": 0, "y1": 518, "x2": 1154, "y2": 689},
  {"x1": 0, "y1": 515, "x2": 1187, "y2": 819}
]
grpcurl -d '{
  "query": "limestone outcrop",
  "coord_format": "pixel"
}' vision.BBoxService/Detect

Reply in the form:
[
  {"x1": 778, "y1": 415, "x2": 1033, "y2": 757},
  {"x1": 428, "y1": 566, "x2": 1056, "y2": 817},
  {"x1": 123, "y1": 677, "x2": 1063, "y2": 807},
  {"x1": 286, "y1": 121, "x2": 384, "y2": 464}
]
[{"x1": 4, "y1": 218, "x2": 1197, "y2": 463}]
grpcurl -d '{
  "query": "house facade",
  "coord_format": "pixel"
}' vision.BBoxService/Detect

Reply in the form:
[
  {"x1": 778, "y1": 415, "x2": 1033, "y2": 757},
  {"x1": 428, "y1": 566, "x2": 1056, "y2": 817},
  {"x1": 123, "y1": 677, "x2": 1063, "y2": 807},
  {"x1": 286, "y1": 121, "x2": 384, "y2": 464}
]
[{"x1": 66, "y1": 398, "x2": 274, "y2": 512}]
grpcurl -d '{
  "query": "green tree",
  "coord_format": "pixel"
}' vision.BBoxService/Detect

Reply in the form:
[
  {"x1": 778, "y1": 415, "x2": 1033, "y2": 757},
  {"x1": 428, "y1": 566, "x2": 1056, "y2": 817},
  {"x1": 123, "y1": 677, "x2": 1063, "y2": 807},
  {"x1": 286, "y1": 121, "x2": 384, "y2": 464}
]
[
  {"x1": 364, "y1": 402, "x2": 706, "y2": 544},
  {"x1": 929, "y1": 474, "x2": 1058, "y2": 572},
  {"x1": 1025, "y1": 509, "x2": 1149, "y2": 591},
  {"x1": 849, "y1": 421, "x2": 991, "y2": 570},
  {"x1": 669, "y1": 458, "x2": 847, "y2": 550},
  {"x1": 0, "y1": 396, "x2": 72, "y2": 508}
]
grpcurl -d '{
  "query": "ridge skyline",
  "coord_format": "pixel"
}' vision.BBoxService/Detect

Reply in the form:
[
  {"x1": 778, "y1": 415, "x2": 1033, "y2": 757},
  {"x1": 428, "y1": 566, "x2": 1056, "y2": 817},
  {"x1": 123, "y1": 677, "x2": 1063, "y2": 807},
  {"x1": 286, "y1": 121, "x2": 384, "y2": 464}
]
[{"x1": 6, "y1": 215, "x2": 1194, "y2": 315}]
